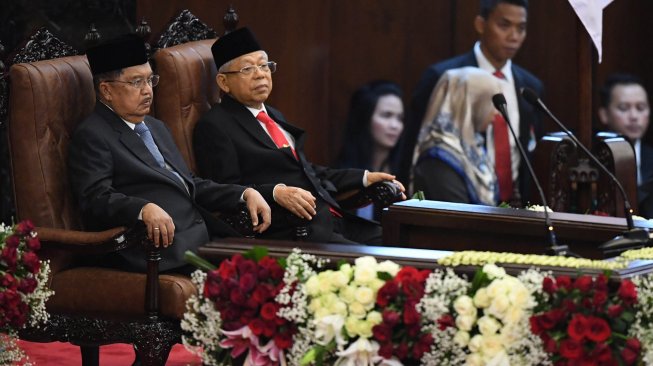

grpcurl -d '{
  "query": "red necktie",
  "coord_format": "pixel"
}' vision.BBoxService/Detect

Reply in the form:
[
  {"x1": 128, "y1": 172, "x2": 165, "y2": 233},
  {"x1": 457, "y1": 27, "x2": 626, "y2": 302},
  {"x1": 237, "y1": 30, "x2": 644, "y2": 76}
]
[
  {"x1": 257, "y1": 111, "x2": 298, "y2": 160},
  {"x1": 492, "y1": 70, "x2": 513, "y2": 202}
]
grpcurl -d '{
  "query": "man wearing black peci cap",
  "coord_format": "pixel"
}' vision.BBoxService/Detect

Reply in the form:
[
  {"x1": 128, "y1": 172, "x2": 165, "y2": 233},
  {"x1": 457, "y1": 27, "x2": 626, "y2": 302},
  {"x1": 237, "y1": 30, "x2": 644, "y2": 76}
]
[
  {"x1": 68, "y1": 34, "x2": 271, "y2": 273},
  {"x1": 193, "y1": 28, "x2": 405, "y2": 244}
]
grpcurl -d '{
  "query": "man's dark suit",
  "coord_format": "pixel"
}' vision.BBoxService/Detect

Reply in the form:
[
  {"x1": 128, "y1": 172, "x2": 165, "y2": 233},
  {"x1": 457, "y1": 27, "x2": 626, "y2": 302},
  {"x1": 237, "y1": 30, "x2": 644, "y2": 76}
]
[
  {"x1": 398, "y1": 50, "x2": 544, "y2": 199},
  {"x1": 636, "y1": 143, "x2": 653, "y2": 218},
  {"x1": 193, "y1": 95, "x2": 372, "y2": 243},
  {"x1": 68, "y1": 103, "x2": 245, "y2": 272}
]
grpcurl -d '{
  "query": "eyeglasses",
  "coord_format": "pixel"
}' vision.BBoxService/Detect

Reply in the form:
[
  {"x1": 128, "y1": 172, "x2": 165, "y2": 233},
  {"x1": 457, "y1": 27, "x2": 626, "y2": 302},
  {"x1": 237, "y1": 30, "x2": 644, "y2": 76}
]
[
  {"x1": 105, "y1": 74, "x2": 160, "y2": 89},
  {"x1": 221, "y1": 61, "x2": 277, "y2": 76}
]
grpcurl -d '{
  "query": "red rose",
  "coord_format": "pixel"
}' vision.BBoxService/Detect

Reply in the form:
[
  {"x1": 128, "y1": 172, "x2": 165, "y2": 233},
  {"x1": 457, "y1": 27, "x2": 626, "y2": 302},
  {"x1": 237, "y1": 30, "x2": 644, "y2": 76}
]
[
  {"x1": 607, "y1": 304, "x2": 624, "y2": 318},
  {"x1": 261, "y1": 302, "x2": 278, "y2": 321},
  {"x1": 529, "y1": 316, "x2": 543, "y2": 335},
  {"x1": 18, "y1": 278, "x2": 37, "y2": 294},
  {"x1": 1, "y1": 246, "x2": 17, "y2": 269},
  {"x1": 543, "y1": 277, "x2": 557, "y2": 294},
  {"x1": 1, "y1": 273, "x2": 16, "y2": 288},
  {"x1": 438, "y1": 314, "x2": 455, "y2": 330},
  {"x1": 556, "y1": 276, "x2": 572, "y2": 291},
  {"x1": 249, "y1": 318, "x2": 265, "y2": 336},
  {"x1": 568, "y1": 314, "x2": 589, "y2": 341},
  {"x1": 539, "y1": 309, "x2": 564, "y2": 330},
  {"x1": 621, "y1": 347, "x2": 639, "y2": 365},
  {"x1": 22, "y1": 251, "x2": 41, "y2": 274},
  {"x1": 229, "y1": 288, "x2": 247, "y2": 305},
  {"x1": 217, "y1": 260, "x2": 237, "y2": 280},
  {"x1": 372, "y1": 324, "x2": 392, "y2": 343},
  {"x1": 559, "y1": 339, "x2": 583, "y2": 359},
  {"x1": 252, "y1": 284, "x2": 271, "y2": 303},
  {"x1": 395, "y1": 342, "x2": 409, "y2": 360},
  {"x1": 15, "y1": 220, "x2": 34, "y2": 235},
  {"x1": 595, "y1": 274, "x2": 608, "y2": 292},
  {"x1": 383, "y1": 310, "x2": 401, "y2": 327},
  {"x1": 563, "y1": 299, "x2": 577, "y2": 313},
  {"x1": 540, "y1": 333, "x2": 557, "y2": 353},
  {"x1": 376, "y1": 280, "x2": 399, "y2": 307},
  {"x1": 592, "y1": 342, "x2": 613, "y2": 362},
  {"x1": 262, "y1": 320, "x2": 276, "y2": 337},
  {"x1": 403, "y1": 299, "x2": 420, "y2": 325},
  {"x1": 626, "y1": 338, "x2": 641, "y2": 352},
  {"x1": 401, "y1": 278, "x2": 425, "y2": 300},
  {"x1": 618, "y1": 280, "x2": 637, "y2": 305},
  {"x1": 26, "y1": 236, "x2": 40, "y2": 251},
  {"x1": 5, "y1": 235, "x2": 20, "y2": 249},
  {"x1": 416, "y1": 269, "x2": 431, "y2": 282},
  {"x1": 396, "y1": 267, "x2": 418, "y2": 283},
  {"x1": 378, "y1": 342, "x2": 393, "y2": 359},
  {"x1": 574, "y1": 275, "x2": 593, "y2": 292},
  {"x1": 592, "y1": 291, "x2": 608, "y2": 307},
  {"x1": 586, "y1": 316, "x2": 611, "y2": 343},
  {"x1": 237, "y1": 259, "x2": 257, "y2": 277},
  {"x1": 274, "y1": 332, "x2": 293, "y2": 349},
  {"x1": 238, "y1": 273, "x2": 257, "y2": 293}
]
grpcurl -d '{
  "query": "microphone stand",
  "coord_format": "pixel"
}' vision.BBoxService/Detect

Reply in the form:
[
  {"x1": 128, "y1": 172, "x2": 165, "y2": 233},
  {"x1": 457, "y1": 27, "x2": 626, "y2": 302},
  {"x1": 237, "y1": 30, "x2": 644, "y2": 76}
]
[
  {"x1": 521, "y1": 88, "x2": 650, "y2": 256},
  {"x1": 492, "y1": 94, "x2": 575, "y2": 257}
]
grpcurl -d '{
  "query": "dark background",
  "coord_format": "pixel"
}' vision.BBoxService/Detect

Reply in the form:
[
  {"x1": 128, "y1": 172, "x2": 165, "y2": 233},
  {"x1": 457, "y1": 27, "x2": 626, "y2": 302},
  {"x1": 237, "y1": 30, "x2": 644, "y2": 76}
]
[{"x1": 2, "y1": 0, "x2": 653, "y2": 166}]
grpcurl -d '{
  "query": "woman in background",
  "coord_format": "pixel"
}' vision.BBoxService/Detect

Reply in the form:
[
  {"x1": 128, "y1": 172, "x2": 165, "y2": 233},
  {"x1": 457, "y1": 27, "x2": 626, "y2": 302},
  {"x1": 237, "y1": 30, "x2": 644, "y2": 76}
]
[
  {"x1": 411, "y1": 67, "x2": 503, "y2": 205},
  {"x1": 336, "y1": 80, "x2": 404, "y2": 220}
]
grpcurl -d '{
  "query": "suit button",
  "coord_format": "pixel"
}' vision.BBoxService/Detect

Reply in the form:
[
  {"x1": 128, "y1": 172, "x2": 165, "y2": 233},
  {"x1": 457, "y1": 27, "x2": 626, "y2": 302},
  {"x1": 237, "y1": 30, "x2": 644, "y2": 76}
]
[{"x1": 195, "y1": 218, "x2": 204, "y2": 224}]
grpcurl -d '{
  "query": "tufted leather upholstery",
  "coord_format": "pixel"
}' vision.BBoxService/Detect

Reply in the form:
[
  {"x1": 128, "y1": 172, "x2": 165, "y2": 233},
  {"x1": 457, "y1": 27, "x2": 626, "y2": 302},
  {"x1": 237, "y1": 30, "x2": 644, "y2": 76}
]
[
  {"x1": 8, "y1": 54, "x2": 196, "y2": 364},
  {"x1": 152, "y1": 39, "x2": 218, "y2": 173}
]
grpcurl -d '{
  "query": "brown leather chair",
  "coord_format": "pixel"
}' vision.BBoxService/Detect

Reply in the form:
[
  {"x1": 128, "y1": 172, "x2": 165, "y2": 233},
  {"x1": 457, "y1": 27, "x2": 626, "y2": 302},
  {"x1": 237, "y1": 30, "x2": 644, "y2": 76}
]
[{"x1": 8, "y1": 54, "x2": 195, "y2": 366}]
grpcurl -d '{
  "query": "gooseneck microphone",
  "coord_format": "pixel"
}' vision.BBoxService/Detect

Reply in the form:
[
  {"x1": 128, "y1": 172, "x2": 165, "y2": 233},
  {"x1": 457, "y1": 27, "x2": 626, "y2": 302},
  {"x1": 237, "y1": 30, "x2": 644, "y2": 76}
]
[
  {"x1": 492, "y1": 94, "x2": 571, "y2": 256},
  {"x1": 521, "y1": 87, "x2": 650, "y2": 255}
]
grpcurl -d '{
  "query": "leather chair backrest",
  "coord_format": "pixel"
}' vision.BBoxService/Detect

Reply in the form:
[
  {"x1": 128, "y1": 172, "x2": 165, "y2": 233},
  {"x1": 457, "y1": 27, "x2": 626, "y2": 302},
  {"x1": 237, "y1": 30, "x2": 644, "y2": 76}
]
[
  {"x1": 8, "y1": 55, "x2": 95, "y2": 230},
  {"x1": 153, "y1": 39, "x2": 219, "y2": 173}
]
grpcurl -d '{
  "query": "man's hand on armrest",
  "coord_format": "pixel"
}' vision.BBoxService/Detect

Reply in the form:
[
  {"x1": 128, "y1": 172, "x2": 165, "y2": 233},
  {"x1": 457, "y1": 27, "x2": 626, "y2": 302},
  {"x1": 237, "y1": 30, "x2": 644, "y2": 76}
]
[
  {"x1": 273, "y1": 185, "x2": 317, "y2": 220},
  {"x1": 243, "y1": 188, "x2": 272, "y2": 233},
  {"x1": 366, "y1": 172, "x2": 407, "y2": 200},
  {"x1": 141, "y1": 203, "x2": 175, "y2": 248}
]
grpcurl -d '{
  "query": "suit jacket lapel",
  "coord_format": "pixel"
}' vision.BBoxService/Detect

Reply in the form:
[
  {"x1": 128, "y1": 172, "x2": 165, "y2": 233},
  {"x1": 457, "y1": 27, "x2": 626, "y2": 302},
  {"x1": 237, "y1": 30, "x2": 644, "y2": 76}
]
[
  {"x1": 96, "y1": 103, "x2": 190, "y2": 195},
  {"x1": 147, "y1": 119, "x2": 195, "y2": 196}
]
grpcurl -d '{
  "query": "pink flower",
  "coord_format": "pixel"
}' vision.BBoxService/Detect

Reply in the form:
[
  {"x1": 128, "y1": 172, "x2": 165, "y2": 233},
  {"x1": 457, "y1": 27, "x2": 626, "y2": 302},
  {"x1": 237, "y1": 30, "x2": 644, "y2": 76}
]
[{"x1": 219, "y1": 325, "x2": 259, "y2": 359}]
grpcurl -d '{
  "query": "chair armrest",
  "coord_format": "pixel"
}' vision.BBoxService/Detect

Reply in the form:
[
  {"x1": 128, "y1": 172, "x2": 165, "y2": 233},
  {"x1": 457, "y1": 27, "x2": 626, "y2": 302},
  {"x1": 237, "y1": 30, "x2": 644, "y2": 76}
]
[
  {"x1": 336, "y1": 181, "x2": 404, "y2": 210},
  {"x1": 36, "y1": 224, "x2": 149, "y2": 256}
]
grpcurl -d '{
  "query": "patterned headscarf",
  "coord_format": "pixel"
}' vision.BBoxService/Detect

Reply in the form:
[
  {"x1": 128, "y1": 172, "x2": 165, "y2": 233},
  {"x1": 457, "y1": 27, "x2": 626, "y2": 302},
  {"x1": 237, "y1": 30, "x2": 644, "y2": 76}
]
[{"x1": 411, "y1": 67, "x2": 504, "y2": 205}]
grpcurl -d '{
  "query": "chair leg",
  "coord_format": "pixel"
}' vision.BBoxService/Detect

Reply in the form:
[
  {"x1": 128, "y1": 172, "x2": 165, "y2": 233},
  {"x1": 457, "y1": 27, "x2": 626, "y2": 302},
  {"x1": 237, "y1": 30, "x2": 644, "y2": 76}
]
[
  {"x1": 133, "y1": 340, "x2": 174, "y2": 366},
  {"x1": 80, "y1": 346, "x2": 99, "y2": 366}
]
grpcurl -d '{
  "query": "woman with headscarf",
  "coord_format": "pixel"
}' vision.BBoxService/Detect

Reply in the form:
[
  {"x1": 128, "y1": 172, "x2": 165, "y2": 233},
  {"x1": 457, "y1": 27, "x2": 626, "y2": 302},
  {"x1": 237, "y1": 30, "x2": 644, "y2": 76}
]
[{"x1": 411, "y1": 67, "x2": 503, "y2": 205}]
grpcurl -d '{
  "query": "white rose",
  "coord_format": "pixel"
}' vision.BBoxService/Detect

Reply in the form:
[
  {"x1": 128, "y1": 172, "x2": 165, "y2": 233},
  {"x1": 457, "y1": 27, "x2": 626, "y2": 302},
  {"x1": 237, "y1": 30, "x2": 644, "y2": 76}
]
[
  {"x1": 487, "y1": 295, "x2": 510, "y2": 318},
  {"x1": 318, "y1": 273, "x2": 335, "y2": 294},
  {"x1": 355, "y1": 286, "x2": 375, "y2": 307},
  {"x1": 466, "y1": 353, "x2": 484, "y2": 366},
  {"x1": 468, "y1": 335, "x2": 483, "y2": 353},
  {"x1": 485, "y1": 350, "x2": 510, "y2": 366},
  {"x1": 349, "y1": 301, "x2": 367, "y2": 318},
  {"x1": 355, "y1": 256, "x2": 378, "y2": 269},
  {"x1": 331, "y1": 270, "x2": 350, "y2": 289},
  {"x1": 357, "y1": 319, "x2": 374, "y2": 338},
  {"x1": 477, "y1": 315, "x2": 501, "y2": 336},
  {"x1": 377, "y1": 260, "x2": 400, "y2": 276},
  {"x1": 486, "y1": 279, "x2": 509, "y2": 299},
  {"x1": 367, "y1": 311, "x2": 382, "y2": 325},
  {"x1": 455, "y1": 314, "x2": 476, "y2": 332},
  {"x1": 369, "y1": 278, "x2": 386, "y2": 292},
  {"x1": 508, "y1": 282, "x2": 531, "y2": 309},
  {"x1": 483, "y1": 264, "x2": 506, "y2": 279},
  {"x1": 329, "y1": 300, "x2": 348, "y2": 317},
  {"x1": 453, "y1": 330, "x2": 470, "y2": 347},
  {"x1": 345, "y1": 316, "x2": 359, "y2": 337},
  {"x1": 473, "y1": 288, "x2": 491, "y2": 308},
  {"x1": 502, "y1": 306, "x2": 524, "y2": 326},
  {"x1": 339, "y1": 286, "x2": 356, "y2": 304},
  {"x1": 454, "y1": 295, "x2": 477, "y2": 317},
  {"x1": 306, "y1": 275, "x2": 321, "y2": 296},
  {"x1": 339, "y1": 263, "x2": 354, "y2": 279},
  {"x1": 480, "y1": 334, "x2": 504, "y2": 358}
]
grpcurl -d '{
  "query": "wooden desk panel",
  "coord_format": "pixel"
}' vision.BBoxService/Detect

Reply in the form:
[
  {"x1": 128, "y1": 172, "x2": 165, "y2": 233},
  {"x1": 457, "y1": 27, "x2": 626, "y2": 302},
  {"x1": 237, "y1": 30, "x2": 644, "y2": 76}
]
[{"x1": 382, "y1": 200, "x2": 653, "y2": 259}]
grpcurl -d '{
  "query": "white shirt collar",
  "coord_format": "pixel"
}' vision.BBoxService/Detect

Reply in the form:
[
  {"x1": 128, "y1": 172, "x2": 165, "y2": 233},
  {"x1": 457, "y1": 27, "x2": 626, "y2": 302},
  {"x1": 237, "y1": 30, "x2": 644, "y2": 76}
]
[
  {"x1": 473, "y1": 41, "x2": 513, "y2": 82},
  {"x1": 246, "y1": 105, "x2": 269, "y2": 118},
  {"x1": 100, "y1": 101, "x2": 142, "y2": 130}
]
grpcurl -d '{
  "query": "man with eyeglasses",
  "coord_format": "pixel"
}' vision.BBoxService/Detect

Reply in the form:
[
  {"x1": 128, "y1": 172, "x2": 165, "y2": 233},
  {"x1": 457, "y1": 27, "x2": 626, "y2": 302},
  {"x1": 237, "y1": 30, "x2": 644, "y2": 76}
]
[
  {"x1": 68, "y1": 34, "x2": 271, "y2": 273},
  {"x1": 193, "y1": 27, "x2": 405, "y2": 244}
]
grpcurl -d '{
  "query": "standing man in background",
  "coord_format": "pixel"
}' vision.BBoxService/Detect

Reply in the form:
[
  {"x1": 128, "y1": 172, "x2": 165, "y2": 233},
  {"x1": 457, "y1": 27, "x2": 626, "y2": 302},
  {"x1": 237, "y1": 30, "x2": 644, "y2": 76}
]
[{"x1": 398, "y1": 0, "x2": 543, "y2": 205}]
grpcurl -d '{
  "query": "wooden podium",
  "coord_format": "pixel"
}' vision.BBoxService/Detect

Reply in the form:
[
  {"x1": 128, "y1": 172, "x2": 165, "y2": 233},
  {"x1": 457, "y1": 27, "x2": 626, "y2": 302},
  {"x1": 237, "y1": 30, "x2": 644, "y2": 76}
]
[{"x1": 382, "y1": 200, "x2": 653, "y2": 259}]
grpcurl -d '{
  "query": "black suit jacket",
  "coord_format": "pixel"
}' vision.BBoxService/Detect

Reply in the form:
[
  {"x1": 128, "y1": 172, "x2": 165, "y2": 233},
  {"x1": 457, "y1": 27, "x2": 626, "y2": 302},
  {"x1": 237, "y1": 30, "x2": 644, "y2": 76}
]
[
  {"x1": 637, "y1": 142, "x2": 653, "y2": 217},
  {"x1": 398, "y1": 50, "x2": 544, "y2": 199},
  {"x1": 68, "y1": 103, "x2": 245, "y2": 272},
  {"x1": 193, "y1": 95, "x2": 366, "y2": 242}
]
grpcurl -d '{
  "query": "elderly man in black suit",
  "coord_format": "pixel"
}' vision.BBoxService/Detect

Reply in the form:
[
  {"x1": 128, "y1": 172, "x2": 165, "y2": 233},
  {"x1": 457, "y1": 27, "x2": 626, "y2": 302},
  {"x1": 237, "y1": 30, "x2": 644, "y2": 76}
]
[
  {"x1": 193, "y1": 28, "x2": 404, "y2": 244},
  {"x1": 398, "y1": 0, "x2": 543, "y2": 205},
  {"x1": 68, "y1": 34, "x2": 271, "y2": 273}
]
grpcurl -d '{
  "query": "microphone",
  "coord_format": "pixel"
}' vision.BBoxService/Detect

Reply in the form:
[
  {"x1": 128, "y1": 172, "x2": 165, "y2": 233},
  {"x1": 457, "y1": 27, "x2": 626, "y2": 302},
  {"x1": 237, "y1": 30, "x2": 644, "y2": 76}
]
[
  {"x1": 492, "y1": 94, "x2": 571, "y2": 256},
  {"x1": 521, "y1": 87, "x2": 650, "y2": 255}
]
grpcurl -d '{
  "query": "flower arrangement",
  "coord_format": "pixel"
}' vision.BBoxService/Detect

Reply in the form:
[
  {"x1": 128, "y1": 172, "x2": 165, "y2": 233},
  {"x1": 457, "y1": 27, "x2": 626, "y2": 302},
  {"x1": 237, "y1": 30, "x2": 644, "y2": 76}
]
[
  {"x1": 630, "y1": 274, "x2": 653, "y2": 364},
  {"x1": 181, "y1": 248, "x2": 324, "y2": 365},
  {"x1": 419, "y1": 264, "x2": 548, "y2": 366},
  {"x1": 300, "y1": 256, "x2": 400, "y2": 365},
  {"x1": 0, "y1": 220, "x2": 54, "y2": 366},
  {"x1": 529, "y1": 273, "x2": 640, "y2": 365}
]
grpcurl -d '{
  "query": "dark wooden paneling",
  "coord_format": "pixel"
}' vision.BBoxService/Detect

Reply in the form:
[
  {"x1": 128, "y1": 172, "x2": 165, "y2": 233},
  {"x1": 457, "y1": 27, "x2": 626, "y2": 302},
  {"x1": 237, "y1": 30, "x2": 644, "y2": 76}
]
[{"x1": 137, "y1": 0, "x2": 653, "y2": 164}]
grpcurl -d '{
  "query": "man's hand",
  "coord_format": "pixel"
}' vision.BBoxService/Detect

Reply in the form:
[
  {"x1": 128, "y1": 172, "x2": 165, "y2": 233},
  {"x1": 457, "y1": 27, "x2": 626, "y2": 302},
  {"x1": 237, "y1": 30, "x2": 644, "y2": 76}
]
[
  {"x1": 273, "y1": 185, "x2": 317, "y2": 220},
  {"x1": 243, "y1": 188, "x2": 271, "y2": 233},
  {"x1": 367, "y1": 172, "x2": 407, "y2": 200},
  {"x1": 141, "y1": 203, "x2": 175, "y2": 248}
]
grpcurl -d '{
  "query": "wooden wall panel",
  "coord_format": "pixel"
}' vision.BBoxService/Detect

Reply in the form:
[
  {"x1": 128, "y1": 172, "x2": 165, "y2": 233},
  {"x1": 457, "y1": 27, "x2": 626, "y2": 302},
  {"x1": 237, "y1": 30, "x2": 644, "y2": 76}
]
[{"x1": 137, "y1": 0, "x2": 653, "y2": 165}]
